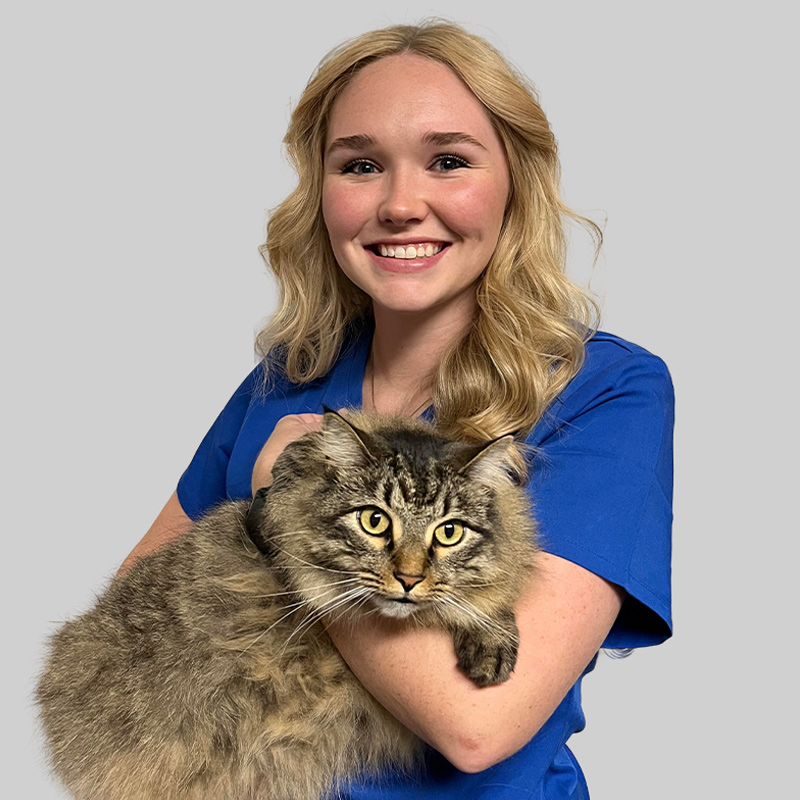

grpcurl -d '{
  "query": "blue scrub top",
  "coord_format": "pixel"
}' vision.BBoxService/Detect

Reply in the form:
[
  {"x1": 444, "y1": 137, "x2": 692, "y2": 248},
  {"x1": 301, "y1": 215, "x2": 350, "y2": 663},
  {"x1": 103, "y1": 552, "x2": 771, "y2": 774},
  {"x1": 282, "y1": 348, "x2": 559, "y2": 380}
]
[{"x1": 177, "y1": 322, "x2": 674, "y2": 799}]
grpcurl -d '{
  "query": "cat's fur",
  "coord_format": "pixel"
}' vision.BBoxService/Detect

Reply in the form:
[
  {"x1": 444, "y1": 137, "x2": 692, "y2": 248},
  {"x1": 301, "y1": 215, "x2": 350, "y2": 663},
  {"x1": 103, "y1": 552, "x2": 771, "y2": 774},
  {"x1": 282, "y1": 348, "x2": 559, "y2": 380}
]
[{"x1": 36, "y1": 411, "x2": 538, "y2": 800}]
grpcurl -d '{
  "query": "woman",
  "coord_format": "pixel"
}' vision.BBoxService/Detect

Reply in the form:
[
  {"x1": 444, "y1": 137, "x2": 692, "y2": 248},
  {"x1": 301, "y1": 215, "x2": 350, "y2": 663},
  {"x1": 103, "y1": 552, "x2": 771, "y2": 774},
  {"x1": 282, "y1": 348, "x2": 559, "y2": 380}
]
[{"x1": 123, "y1": 21, "x2": 673, "y2": 798}]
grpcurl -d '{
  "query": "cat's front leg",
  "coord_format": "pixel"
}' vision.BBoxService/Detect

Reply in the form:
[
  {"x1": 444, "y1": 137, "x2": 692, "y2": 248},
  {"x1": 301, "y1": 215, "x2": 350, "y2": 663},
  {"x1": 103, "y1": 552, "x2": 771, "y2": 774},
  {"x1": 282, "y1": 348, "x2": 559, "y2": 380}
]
[{"x1": 450, "y1": 608, "x2": 520, "y2": 687}]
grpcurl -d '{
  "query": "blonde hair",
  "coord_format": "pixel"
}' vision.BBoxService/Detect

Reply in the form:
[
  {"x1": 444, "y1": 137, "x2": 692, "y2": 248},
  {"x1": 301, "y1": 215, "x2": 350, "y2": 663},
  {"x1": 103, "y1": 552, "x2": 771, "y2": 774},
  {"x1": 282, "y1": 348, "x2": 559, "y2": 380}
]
[{"x1": 257, "y1": 20, "x2": 600, "y2": 441}]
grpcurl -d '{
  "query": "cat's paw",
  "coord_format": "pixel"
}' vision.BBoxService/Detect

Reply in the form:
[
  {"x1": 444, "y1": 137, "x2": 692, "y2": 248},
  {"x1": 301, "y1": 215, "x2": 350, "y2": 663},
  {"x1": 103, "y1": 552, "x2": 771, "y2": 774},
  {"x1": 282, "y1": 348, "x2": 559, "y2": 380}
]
[{"x1": 452, "y1": 620, "x2": 519, "y2": 687}]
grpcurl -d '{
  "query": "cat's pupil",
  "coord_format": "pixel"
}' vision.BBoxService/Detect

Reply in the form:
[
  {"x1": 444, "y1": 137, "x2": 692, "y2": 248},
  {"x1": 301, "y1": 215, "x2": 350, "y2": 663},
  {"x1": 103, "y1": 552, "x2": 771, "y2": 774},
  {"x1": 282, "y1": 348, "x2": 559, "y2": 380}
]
[
  {"x1": 370, "y1": 511, "x2": 382, "y2": 528},
  {"x1": 444, "y1": 523, "x2": 455, "y2": 537}
]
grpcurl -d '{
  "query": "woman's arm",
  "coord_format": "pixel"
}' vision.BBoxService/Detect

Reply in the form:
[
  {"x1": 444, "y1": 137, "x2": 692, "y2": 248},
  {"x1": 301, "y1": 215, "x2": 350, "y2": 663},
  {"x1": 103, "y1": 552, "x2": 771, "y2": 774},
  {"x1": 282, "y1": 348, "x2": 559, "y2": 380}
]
[
  {"x1": 119, "y1": 413, "x2": 323, "y2": 575},
  {"x1": 326, "y1": 552, "x2": 623, "y2": 773},
  {"x1": 118, "y1": 491, "x2": 193, "y2": 574}
]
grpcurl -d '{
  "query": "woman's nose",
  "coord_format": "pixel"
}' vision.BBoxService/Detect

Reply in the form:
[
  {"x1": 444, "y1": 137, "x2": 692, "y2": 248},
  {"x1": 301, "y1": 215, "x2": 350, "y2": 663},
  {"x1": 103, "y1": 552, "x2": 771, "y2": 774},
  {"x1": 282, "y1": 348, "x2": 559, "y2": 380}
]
[{"x1": 378, "y1": 170, "x2": 428, "y2": 226}]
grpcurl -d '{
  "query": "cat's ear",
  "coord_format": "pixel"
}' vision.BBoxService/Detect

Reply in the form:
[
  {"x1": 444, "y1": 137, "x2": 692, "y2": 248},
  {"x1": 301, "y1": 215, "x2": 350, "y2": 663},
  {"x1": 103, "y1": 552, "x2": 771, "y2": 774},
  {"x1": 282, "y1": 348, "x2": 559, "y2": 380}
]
[
  {"x1": 318, "y1": 409, "x2": 375, "y2": 469},
  {"x1": 458, "y1": 435, "x2": 527, "y2": 489}
]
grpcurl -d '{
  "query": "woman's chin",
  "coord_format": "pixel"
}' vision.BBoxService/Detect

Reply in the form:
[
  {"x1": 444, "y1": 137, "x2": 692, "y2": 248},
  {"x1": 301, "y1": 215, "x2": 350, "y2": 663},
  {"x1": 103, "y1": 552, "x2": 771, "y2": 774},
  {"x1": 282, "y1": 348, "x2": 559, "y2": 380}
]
[{"x1": 369, "y1": 286, "x2": 478, "y2": 319}]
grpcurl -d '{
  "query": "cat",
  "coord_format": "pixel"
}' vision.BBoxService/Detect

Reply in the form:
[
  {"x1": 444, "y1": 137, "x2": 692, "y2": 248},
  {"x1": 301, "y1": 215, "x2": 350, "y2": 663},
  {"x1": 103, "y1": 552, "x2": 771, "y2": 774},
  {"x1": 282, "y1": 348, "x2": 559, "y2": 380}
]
[{"x1": 36, "y1": 410, "x2": 538, "y2": 800}]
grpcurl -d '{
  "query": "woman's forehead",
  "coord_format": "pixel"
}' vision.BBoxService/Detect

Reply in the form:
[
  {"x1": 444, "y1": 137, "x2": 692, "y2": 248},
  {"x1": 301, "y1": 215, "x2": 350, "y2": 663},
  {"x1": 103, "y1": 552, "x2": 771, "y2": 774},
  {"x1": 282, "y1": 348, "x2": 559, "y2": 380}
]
[{"x1": 326, "y1": 54, "x2": 498, "y2": 150}]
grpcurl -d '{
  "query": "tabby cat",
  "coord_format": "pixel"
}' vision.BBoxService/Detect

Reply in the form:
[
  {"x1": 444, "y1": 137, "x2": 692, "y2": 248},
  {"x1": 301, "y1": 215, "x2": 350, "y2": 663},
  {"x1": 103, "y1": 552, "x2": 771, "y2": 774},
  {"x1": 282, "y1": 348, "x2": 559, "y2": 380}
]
[{"x1": 36, "y1": 411, "x2": 538, "y2": 800}]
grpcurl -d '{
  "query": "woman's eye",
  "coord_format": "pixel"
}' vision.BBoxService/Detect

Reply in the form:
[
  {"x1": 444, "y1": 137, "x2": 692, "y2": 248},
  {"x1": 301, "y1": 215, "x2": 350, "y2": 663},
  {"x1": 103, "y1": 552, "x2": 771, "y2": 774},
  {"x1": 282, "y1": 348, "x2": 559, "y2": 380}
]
[
  {"x1": 357, "y1": 507, "x2": 391, "y2": 536},
  {"x1": 432, "y1": 154, "x2": 469, "y2": 172},
  {"x1": 433, "y1": 520, "x2": 466, "y2": 546},
  {"x1": 342, "y1": 159, "x2": 380, "y2": 175}
]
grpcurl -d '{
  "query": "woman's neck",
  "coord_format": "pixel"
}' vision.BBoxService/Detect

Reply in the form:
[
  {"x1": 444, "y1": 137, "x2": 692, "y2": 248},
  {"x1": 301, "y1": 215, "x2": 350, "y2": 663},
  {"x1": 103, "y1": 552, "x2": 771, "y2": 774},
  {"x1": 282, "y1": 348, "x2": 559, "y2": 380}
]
[{"x1": 366, "y1": 300, "x2": 475, "y2": 416}]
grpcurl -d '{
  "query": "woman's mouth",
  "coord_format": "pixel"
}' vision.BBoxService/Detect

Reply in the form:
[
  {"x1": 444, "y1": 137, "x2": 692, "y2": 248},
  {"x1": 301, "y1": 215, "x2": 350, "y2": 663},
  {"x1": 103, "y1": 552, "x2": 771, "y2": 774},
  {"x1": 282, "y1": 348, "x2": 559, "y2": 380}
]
[
  {"x1": 366, "y1": 242, "x2": 449, "y2": 274},
  {"x1": 372, "y1": 242, "x2": 444, "y2": 260}
]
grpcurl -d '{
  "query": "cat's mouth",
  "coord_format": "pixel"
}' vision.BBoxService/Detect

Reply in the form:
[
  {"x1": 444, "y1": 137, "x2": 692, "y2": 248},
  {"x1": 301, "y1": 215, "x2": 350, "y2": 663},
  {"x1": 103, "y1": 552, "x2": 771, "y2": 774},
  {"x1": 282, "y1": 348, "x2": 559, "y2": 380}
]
[{"x1": 373, "y1": 595, "x2": 420, "y2": 619}]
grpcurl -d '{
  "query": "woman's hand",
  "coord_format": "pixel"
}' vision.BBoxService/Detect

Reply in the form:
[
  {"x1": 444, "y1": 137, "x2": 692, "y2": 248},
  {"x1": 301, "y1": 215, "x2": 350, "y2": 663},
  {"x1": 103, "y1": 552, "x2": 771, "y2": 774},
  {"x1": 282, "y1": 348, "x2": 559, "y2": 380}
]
[{"x1": 251, "y1": 413, "x2": 324, "y2": 493}]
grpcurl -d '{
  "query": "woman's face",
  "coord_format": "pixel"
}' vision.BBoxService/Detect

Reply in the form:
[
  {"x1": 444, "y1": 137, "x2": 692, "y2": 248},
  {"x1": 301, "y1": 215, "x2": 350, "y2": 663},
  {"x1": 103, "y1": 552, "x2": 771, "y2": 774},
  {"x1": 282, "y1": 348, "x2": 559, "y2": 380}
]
[{"x1": 322, "y1": 54, "x2": 510, "y2": 319}]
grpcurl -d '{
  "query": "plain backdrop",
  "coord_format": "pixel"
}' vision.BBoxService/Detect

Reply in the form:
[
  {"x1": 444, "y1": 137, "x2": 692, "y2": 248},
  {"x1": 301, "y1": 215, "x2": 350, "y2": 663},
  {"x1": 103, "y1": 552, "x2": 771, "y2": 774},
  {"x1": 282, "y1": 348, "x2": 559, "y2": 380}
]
[{"x1": 3, "y1": 1, "x2": 796, "y2": 797}]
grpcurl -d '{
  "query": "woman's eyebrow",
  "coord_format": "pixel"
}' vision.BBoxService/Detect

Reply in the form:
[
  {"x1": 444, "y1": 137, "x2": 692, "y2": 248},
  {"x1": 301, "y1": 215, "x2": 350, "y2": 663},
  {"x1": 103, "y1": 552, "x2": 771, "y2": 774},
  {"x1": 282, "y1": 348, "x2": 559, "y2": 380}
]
[
  {"x1": 326, "y1": 134, "x2": 375, "y2": 156},
  {"x1": 423, "y1": 131, "x2": 487, "y2": 150},
  {"x1": 326, "y1": 131, "x2": 487, "y2": 157}
]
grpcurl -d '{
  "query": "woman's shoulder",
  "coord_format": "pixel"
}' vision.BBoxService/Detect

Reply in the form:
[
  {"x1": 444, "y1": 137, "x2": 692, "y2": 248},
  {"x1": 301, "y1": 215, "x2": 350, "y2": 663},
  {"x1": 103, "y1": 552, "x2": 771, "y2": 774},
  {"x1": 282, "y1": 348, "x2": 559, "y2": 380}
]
[
  {"x1": 582, "y1": 329, "x2": 670, "y2": 377},
  {"x1": 561, "y1": 329, "x2": 672, "y2": 407},
  {"x1": 527, "y1": 330, "x2": 674, "y2": 448}
]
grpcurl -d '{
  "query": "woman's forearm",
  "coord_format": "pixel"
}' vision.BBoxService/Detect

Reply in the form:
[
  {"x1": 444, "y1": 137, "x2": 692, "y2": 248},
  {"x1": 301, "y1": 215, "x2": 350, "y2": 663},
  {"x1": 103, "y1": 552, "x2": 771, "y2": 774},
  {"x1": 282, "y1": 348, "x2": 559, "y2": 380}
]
[{"x1": 326, "y1": 553, "x2": 624, "y2": 773}]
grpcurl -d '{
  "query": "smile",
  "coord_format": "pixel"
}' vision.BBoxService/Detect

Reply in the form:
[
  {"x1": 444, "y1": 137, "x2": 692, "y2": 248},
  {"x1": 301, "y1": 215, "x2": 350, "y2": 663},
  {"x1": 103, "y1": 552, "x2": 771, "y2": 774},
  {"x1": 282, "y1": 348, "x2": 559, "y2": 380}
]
[{"x1": 374, "y1": 243, "x2": 444, "y2": 259}]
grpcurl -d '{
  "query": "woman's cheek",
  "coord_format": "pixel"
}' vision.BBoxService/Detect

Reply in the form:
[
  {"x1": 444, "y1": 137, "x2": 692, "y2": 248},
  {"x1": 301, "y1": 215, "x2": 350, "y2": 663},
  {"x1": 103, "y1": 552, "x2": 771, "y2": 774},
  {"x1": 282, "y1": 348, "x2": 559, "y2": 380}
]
[
  {"x1": 322, "y1": 182, "x2": 370, "y2": 244},
  {"x1": 439, "y1": 180, "x2": 507, "y2": 244}
]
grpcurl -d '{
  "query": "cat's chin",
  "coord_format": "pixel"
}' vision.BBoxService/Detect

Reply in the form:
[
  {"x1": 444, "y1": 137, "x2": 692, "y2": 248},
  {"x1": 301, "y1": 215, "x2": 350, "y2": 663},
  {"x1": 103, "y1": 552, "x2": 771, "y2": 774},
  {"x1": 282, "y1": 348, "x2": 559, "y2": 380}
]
[{"x1": 372, "y1": 598, "x2": 420, "y2": 620}]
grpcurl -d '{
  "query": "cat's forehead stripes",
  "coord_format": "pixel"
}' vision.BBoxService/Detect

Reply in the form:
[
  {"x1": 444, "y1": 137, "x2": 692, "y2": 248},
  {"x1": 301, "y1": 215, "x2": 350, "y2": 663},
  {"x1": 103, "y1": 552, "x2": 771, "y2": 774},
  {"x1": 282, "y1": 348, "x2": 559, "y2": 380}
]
[
  {"x1": 378, "y1": 452, "x2": 454, "y2": 510},
  {"x1": 388, "y1": 483, "x2": 407, "y2": 515}
]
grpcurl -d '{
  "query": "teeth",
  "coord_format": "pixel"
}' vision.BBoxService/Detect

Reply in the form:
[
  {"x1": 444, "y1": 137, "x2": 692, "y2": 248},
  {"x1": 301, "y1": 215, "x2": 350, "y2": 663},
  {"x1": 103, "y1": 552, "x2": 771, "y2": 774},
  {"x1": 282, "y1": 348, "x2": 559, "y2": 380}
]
[{"x1": 377, "y1": 243, "x2": 442, "y2": 259}]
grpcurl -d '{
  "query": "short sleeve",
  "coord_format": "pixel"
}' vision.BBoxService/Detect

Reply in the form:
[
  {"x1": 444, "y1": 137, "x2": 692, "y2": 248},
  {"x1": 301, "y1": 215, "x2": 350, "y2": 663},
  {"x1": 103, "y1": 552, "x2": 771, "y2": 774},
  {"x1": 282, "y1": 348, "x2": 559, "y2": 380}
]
[
  {"x1": 176, "y1": 365, "x2": 263, "y2": 520},
  {"x1": 526, "y1": 338, "x2": 674, "y2": 648}
]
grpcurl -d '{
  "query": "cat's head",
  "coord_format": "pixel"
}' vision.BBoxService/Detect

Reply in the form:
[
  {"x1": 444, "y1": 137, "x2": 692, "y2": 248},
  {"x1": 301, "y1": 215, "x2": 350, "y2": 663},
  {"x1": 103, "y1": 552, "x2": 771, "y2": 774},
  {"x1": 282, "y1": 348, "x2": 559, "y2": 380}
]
[{"x1": 262, "y1": 411, "x2": 538, "y2": 626}]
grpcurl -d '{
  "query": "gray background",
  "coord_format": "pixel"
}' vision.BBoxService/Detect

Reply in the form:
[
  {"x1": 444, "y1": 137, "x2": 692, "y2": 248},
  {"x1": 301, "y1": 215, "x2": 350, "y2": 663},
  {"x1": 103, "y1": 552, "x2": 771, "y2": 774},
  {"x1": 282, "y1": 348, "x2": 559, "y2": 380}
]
[{"x1": 3, "y1": 1, "x2": 795, "y2": 797}]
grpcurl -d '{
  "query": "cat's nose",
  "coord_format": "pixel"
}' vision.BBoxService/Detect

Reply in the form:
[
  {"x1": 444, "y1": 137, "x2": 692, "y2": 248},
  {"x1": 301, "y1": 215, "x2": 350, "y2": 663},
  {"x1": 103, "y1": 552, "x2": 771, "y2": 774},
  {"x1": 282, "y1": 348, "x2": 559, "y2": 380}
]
[{"x1": 393, "y1": 572, "x2": 425, "y2": 592}]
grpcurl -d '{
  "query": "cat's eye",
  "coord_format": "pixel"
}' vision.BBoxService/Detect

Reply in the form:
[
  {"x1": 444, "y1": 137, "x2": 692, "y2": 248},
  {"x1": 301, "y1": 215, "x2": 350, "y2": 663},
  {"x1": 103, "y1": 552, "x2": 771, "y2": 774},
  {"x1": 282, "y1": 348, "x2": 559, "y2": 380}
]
[
  {"x1": 357, "y1": 507, "x2": 391, "y2": 536},
  {"x1": 433, "y1": 520, "x2": 465, "y2": 547}
]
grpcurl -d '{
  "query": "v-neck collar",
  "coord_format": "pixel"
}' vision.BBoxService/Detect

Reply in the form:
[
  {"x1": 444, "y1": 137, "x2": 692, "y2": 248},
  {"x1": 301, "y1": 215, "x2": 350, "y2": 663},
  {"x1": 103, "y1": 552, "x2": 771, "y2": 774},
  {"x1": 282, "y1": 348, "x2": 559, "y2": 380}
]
[{"x1": 318, "y1": 318, "x2": 434, "y2": 420}]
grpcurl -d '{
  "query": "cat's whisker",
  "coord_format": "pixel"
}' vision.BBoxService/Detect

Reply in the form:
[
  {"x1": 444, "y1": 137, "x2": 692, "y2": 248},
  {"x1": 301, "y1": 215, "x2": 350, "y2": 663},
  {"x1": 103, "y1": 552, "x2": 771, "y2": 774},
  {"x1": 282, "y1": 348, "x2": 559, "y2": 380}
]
[
  {"x1": 301, "y1": 576, "x2": 365, "y2": 591},
  {"x1": 435, "y1": 595, "x2": 511, "y2": 639},
  {"x1": 292, "y1": 584, "x2": 361, "y2": 623},
  {"x1": 269, "y1": 564, "x2": 357, "y2": 572},
  {"x1": 461, "y1": 579, "x2": 500, "y2": 589},
  {"x1": 456, "y1": 594, "x2": 512, "y2": 625},
  {"x1": 311, "y1": 585, "x2": 371, "y2": 621},
  {"x1": 346, "y1": 587, "x2": 377, "y2": 615},
  {"x1": 240, "y1": 588, "x2": 302, "y2": 600},
  {"x1": 295, "y1": 579, "x2": 364, "y2": 607},
  {"x1": 435, "y1": 596, "x2": 488, "y2": 629},
  {"x1": 433, "y1": 578, "x2": 499, "y2": 592},
  {"x1": 325, "y1": 589, "x2": 373, "y2": 629},
  {"x1": 253, "y1": 527, "x2": 306, "y2": 539},
  {"x1": 458, "y1": 602, "x2": 508, "y2": 635},
  {"x1": 234, "y1": 581, "x2": 364, "y2": 654},
  {"x1": 352, "y1": 593, "x2": 374, "y2": 615},
  {"x1": 236, "y1": 586, "x2": 347, "y2": 655},
  {"x1": 282, "y1": 587, "x2": 371, "y2": 650},
  {"x1": 255, "y1": 578, "x2": 362, "y2": 620},
  {"x1": 337, "y1": 596, "x2": 382, "y2": 632},
  {"x1": 236, "y1": 604, "x2": 307, "y2": 653},
  {"x1": 356, "y1": 576, "x2": 382, "y2": 590},
  {"x1": 271, "y1": 545, "x2": 361, "y2": 575},
  {"x1": 253, "y1": 528, "x2": 331, "y2": 546}
]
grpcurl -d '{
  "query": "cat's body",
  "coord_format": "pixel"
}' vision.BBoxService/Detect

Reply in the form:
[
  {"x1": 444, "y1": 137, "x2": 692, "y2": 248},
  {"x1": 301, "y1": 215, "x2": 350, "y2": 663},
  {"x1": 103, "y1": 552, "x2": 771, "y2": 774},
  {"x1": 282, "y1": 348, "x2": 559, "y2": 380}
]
[{"x1": 37, "y1": 412, "x2": 538, "y2": 800}]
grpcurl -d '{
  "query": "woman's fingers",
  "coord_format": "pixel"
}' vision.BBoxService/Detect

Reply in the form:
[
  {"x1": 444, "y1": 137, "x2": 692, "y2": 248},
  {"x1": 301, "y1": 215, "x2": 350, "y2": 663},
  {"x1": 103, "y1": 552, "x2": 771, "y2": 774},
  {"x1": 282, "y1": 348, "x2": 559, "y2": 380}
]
[{"x1": 251, "y1": 413, "x2": 324, "y2": 493}]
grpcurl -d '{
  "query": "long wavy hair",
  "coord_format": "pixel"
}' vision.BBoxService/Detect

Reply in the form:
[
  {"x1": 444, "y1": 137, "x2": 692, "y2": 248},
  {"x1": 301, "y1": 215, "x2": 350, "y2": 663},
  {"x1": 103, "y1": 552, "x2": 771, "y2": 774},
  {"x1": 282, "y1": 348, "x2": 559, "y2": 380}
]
[{"x1": 257, "y1": 20, "x2": 600, "y2": 441}]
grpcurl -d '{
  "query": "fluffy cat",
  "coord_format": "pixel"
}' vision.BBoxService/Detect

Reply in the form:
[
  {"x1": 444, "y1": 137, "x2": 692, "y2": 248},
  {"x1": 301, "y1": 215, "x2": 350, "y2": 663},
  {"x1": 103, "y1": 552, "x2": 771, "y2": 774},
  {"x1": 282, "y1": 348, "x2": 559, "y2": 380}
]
[{"x1": 36, "y1": 411, "x2": 538, "y2": 800}]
